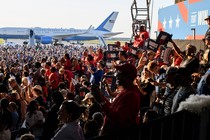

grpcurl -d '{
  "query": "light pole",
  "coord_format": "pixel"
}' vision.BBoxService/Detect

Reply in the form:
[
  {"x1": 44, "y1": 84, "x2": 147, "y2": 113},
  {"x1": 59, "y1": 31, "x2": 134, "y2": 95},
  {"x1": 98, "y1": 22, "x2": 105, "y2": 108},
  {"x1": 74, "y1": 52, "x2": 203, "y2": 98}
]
[{"x1": 191, "y1": 28, "x2": 196, "y2": 40}]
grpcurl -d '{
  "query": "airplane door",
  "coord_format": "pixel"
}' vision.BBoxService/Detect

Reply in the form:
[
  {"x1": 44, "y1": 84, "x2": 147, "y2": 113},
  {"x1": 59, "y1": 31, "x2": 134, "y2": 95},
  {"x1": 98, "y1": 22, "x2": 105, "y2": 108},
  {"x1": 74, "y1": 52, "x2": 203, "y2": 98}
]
[{"x1": 3, "y1": 29, "x2": 7, "y2": 35}]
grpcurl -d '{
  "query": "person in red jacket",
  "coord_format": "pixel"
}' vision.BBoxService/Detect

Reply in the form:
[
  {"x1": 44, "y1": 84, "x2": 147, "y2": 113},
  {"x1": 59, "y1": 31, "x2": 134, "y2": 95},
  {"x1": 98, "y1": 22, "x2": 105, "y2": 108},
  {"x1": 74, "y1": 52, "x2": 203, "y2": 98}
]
[
  {"x1": 91, "y1": 63, "x2": 141, "y2": 137},
  {"x1": 59, "y1": 68, "x2": 74, "y2": 92},
  {"x1": 133, "y1": 25, "x2": 149, "y2": 48},
  {"x1": 139, "y1": 25, "x2": 149, "y2": 41},
  {"x1": 49, "y1": 67, "x2": 59, "y2": 90},
  {"x1": 89, "y1": 48, "x2": 104, "y2": 66},
  {"x1": 121, "y1": 42, "x2": 130, "y2": 52},
  {"x1": 64, "y1": 53, "x2": 71, "y2": 70}
]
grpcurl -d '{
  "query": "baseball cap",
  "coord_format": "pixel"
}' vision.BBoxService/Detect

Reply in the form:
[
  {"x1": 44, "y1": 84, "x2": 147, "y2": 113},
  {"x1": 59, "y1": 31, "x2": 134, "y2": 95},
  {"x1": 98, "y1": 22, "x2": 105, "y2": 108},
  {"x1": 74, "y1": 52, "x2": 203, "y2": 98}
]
[
  {"x1": 204, "y1": 15, "x2": 210, "y2": 20},
  {"x1": 115, "y1": 63, "x2": 137, "y2": 81}
]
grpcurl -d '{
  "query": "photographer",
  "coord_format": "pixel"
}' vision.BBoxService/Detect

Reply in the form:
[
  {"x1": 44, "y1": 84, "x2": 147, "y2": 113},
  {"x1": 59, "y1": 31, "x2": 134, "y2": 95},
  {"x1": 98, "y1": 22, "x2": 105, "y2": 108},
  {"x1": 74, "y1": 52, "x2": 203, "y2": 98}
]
[{"x1": 90, "y1": 63, "x2": 140, "y2": 138}]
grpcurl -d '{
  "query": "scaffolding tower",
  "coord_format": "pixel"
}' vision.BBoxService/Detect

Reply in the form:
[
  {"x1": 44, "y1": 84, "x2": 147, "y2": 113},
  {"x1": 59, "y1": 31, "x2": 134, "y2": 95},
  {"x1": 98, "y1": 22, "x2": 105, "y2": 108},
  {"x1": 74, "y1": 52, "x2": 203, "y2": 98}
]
[{"x1": 130, "y1": 0, "x2": 151, "y2": 41}]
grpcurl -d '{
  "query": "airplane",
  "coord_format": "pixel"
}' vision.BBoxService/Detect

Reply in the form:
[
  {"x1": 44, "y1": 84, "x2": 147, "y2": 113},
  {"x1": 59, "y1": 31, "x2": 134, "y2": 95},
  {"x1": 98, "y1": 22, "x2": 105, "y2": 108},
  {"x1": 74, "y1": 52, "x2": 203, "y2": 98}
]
[{"x1": 0, "y1": 11, "x2": 123, "y2": 46}]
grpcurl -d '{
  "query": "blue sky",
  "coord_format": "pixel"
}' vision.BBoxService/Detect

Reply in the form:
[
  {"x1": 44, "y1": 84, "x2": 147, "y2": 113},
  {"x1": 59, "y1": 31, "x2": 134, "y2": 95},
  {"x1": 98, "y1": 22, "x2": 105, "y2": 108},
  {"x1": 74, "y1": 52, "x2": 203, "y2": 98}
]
[{"x1": 0, "y1": 0, "x2": 174, "y2": 38}]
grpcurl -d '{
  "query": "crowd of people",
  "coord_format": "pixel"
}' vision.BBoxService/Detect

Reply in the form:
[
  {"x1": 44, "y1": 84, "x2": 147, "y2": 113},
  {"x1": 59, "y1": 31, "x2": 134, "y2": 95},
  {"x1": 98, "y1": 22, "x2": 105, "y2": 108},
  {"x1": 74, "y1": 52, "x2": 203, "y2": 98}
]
[{"x1": 0, "y1": 15, "x2": 210, "y2": 140}]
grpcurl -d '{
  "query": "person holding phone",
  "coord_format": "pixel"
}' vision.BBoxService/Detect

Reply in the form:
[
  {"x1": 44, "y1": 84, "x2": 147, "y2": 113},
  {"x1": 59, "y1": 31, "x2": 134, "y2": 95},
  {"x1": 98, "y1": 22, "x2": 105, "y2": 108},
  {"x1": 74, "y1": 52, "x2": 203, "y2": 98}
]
[{"x1": 90, "y1": 63, "x2": 141, "y2": 138}]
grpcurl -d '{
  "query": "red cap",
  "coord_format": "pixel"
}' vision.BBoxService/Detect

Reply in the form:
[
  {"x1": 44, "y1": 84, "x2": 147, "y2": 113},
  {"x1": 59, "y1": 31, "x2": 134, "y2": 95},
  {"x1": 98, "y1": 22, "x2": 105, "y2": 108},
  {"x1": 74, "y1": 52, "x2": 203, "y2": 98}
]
[{"x1": 115, "y1": 63, "x2": 137, "y2": 81}]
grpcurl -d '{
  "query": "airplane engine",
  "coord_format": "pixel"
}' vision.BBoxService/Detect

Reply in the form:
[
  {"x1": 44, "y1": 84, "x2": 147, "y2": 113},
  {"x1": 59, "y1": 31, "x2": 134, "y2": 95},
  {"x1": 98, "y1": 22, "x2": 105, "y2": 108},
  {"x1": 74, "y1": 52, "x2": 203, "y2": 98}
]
[{"x1": 40, "y1": 36, "x2": 53, "y2": 44}]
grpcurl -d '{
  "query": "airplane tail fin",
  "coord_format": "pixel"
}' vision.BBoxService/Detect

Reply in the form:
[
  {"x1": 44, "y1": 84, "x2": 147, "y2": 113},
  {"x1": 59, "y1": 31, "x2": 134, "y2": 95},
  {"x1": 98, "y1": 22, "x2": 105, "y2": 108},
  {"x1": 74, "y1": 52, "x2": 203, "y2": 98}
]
[{"x1": 96, "y1": 11, "x2": 119, "y2": 32}]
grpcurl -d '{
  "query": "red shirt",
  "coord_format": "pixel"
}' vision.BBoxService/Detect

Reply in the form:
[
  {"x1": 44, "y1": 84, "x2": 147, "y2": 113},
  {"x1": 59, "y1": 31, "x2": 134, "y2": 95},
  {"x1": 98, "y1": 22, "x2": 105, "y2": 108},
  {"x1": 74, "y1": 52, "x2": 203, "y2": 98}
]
[
  {"x1": 49, "y1": 72, "x2": 59, "y2": 90},
  {"x1": 133, "y1": 38, "x2": 144, "y2": 48},
  {"x1": 173, "y1": 56, "x2": 183, "y2": 67},
  {"x1": 133, "y1": 31, "x2": 149, "y2": 48},
  {"x1": 63, "y1": 70, "x2": 74, "y2": 91},
  {"x1": 140, "y1": 31, "x2": 149, "y2": 40},
  {"x1": 45, "y1": 69, "x2": 51, "y2": 80},
  {"x1": 61, "y1": 70, "x2": 74, "y2": 88},
  {"x1": 71, "y1": 64, "x2": 81, "y2": 72},
  {"x1": 64, "y1": 59, "x2": 71, "y2": 70},
  {"x1": 42, "y1": 86, "x2": 48, "y2": 102},
  {"x1": 65, "y1": 70, "x2": 74, "y2": 79},
  {"x1": 122, "y1": 44, "x2": 129, "y2": 52},
  {"x1": 93, "y1": 53, "x2": 103, "y2": 65}
]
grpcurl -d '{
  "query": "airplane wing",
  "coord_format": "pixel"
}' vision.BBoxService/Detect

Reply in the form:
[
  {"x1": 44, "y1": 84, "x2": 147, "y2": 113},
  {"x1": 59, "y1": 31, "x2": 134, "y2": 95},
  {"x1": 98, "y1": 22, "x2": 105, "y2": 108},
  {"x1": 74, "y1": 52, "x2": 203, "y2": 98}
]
[
  {"x1": 103, "y1": 32, "x2": 124, "y2": 38},
  {"x1": 52, "y1": 25, "x2": 93, "y2": 39}
]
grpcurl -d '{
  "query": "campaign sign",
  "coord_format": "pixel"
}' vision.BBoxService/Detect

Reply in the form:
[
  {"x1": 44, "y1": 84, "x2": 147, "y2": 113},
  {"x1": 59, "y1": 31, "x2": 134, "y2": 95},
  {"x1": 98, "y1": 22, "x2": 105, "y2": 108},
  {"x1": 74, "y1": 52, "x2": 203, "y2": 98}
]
[
  {"x1": 156, "y1": 31, "x2": 173, "y2": 45},
  {"x1": 145, "y1": 38, "x2": 159, "y2": 52}
]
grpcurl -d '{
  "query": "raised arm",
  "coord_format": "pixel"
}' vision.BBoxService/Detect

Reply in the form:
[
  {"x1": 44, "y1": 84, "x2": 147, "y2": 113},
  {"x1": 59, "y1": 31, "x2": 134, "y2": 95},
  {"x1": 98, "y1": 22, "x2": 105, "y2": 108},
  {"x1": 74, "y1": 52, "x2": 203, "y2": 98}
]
[{"x1": 170, "y1": 40, "x2": 185, "y2": 59}]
